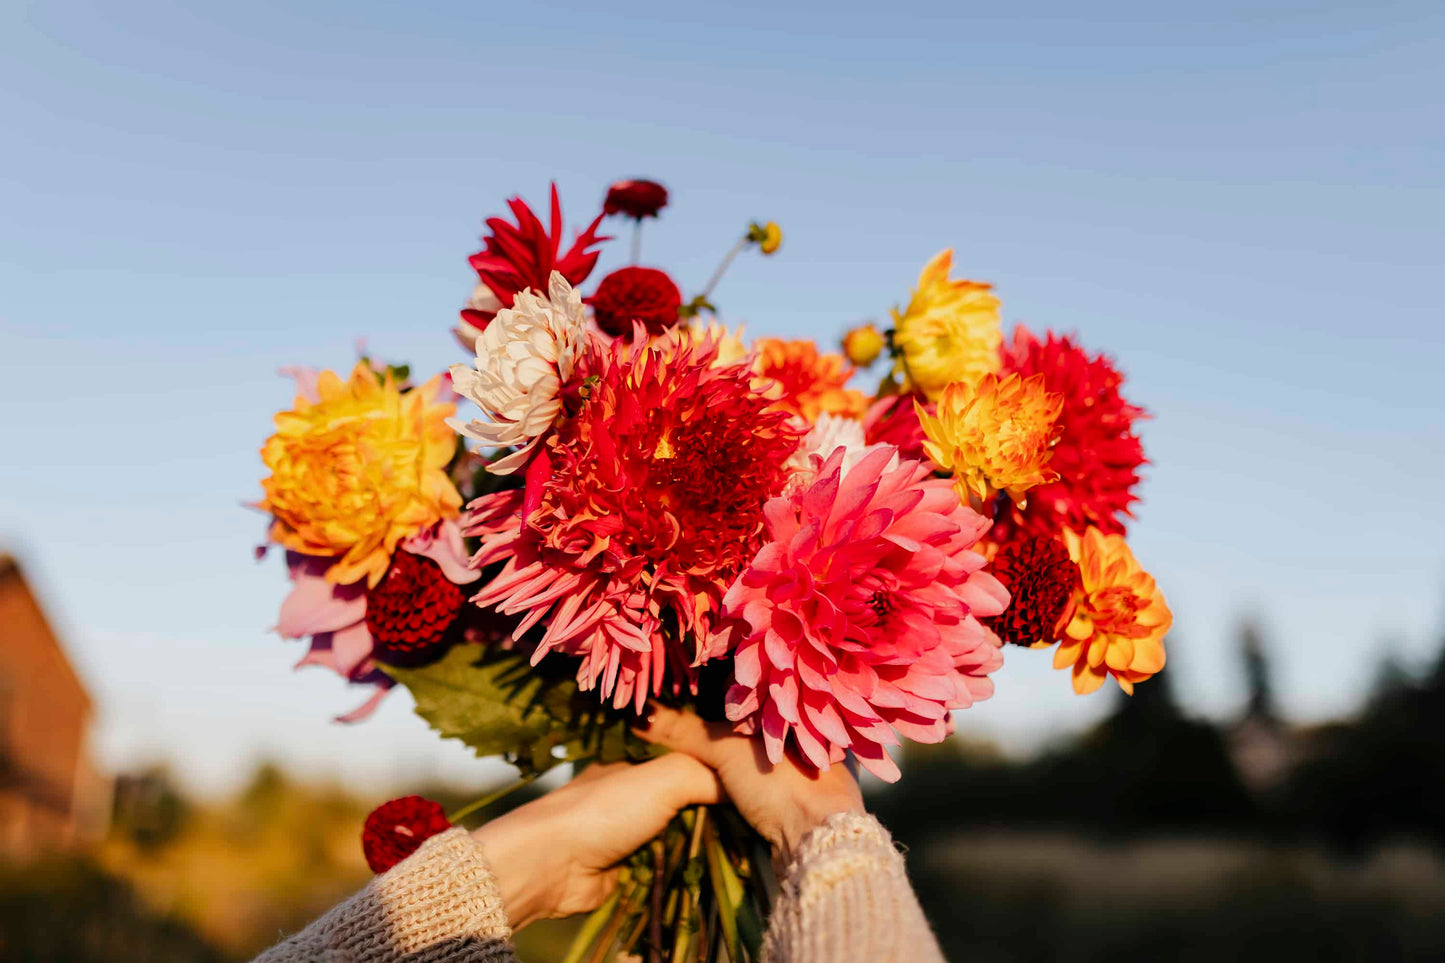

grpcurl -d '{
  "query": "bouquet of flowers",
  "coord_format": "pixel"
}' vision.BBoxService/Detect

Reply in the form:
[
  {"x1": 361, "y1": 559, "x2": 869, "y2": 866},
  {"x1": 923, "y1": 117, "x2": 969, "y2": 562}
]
[{"x1": 254, "y1": 178, "x2": 1171, "y2": 961}]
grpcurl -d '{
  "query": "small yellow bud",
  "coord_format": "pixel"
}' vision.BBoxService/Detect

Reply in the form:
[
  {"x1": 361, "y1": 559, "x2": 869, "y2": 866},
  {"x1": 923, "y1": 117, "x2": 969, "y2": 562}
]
[
  {"x1": 747, "y1": 221, "x2": 783, "y2": 255},
  {"x1": 841, "y1": 323, "x2": 886, "y2": 366}
]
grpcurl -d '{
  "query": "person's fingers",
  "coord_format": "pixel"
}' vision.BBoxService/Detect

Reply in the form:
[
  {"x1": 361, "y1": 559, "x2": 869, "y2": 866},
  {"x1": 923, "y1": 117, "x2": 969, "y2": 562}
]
[
  {"x1": 635, "y1": 704, "x2": 747, "y2": 771},
  {"x1": 612, "y1": 752, "x2": 725, "y2": 810}
]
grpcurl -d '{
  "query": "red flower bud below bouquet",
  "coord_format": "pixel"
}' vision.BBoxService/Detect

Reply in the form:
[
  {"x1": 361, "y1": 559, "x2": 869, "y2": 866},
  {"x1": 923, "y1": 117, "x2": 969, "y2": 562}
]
[
  {"x1": 589, "y1": 265, "x2": 683, "y2": 337},
  {"x1": 362, "y1": 796, "x2": 452, "y2": 873}
]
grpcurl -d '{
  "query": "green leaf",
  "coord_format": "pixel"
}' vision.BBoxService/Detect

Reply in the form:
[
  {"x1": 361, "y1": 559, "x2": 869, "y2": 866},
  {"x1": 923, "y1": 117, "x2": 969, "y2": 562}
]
[{"x1": 379, "y1": 644, "x2": 653, "y2": 777}]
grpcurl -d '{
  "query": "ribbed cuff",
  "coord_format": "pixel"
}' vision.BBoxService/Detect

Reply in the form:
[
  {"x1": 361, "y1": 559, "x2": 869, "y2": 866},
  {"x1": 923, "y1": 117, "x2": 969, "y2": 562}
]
[
  {"x1": 253, "y1": 827, "x2": 515, "y2": 963},
  {"x1": 763, "y1": 813, "x2": 944, "y2": 963}
]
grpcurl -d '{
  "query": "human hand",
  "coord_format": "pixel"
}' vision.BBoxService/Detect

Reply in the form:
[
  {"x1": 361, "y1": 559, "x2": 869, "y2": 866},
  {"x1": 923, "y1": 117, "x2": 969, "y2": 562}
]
[
  {"x1": 636, "y1": 704, "x2": 865, "y2": 861},
  {"x1": 470, "y1": 755, "x2": 721, "y2": 929}
]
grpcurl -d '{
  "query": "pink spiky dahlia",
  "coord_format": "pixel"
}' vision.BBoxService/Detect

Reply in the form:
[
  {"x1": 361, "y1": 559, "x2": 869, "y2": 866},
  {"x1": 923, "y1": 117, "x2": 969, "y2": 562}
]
[
  {"x1": 464, "y1": 329, "x2": 804, "y2": 711},
  {"x1": 719, "y1": 446, "x2": 1009, "y2": 781}
]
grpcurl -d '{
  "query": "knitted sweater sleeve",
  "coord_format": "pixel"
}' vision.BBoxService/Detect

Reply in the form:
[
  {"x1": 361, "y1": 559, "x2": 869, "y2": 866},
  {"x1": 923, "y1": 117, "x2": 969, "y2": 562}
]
[
  {"x1": 252, "y1": 828, "x2": 516, "y2": 963},
  {"x1": 253, "y1": 814, "x2": 941, "y2": 963},
  {"x1": 762, "y1": 812, "x2": 946, "y2": 963}
]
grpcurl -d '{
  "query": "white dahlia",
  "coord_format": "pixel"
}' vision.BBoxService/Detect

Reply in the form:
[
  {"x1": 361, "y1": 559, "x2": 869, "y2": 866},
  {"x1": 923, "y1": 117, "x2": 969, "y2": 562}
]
[
  {"x1": 448, "y1": 271, "x2": 586, "y2": 474},
  {"x1": 784, "y1": 412, "x2": 893, "y2": 490}
]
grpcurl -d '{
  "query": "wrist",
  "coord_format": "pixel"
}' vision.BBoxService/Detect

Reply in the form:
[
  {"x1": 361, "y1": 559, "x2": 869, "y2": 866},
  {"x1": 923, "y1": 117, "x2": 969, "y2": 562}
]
[
  {"x1": 777, "y1": 796, "x2": 865, "y2": 858},
  {"x1": 470, "y1": 813, "x2": 559, "y2": 930}
]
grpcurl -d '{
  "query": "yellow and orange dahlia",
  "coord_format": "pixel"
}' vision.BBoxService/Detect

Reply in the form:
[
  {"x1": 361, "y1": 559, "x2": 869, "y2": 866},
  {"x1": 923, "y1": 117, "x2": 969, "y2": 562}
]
[
  {"x1": 753, "y1": 338, "x2": 867, "y2": 422},
  {"x1": 916, "y1": 372, "x2": 1063, "y2": 511},
  {"x1": 1055, "y1": 527, "x2": 1171, "y2": 694},
  {"x1": 260, "y1": 363, "x2": 462, "y2": 587},
  {"x1": 891, "y1": 249, "x2": 1002, "y2": 399}
]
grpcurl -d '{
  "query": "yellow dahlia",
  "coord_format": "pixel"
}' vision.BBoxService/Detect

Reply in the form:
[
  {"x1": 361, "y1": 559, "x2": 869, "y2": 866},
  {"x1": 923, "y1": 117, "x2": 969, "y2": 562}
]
[
  {"x1": 753, "y1": 338, "x2": 868, "y2": 422},
  {"x1": 916, "y1": 372, "x2": 1063, "y2": 511},
  {"x1": 1055, "y1": 527, "x2": 1171, "y2": 695},
  {"x1": 260, "y1": 363, "x2": 462, "y2": 587},
  {"x1": 891, "y1": 249, "x2": 1002, "y2": 399}
]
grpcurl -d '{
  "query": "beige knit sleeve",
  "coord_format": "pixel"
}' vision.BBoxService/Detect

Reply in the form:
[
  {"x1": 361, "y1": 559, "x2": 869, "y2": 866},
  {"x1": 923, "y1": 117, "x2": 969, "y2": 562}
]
[
  {"x1": 762, "y1": 813, "x2": 946, "y2": 963},
  {"x1": 252, "y1": 828, "x2": 517, "y2": 963}
]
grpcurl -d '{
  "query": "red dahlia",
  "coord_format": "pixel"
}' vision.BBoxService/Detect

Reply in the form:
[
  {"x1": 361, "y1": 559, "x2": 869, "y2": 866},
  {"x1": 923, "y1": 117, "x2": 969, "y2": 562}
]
[
  {"x1": 365, "y1": 552, "x2": 466, "y2": 664},
  {"x1": 361, "y1": 796, "x2": 452, "y2": 873},
  {"x1": 603, "y1": 179, "x2": 669, "y2": 219},
  {"x1": 589, "y1": 266, "x2": 683, "y2": 337},
  {"x1": 862, "y1": 393, "x2": 932, "y2": 464},
  {"x1": 982, "y1": 534, "x2": 1079, "y2": 647},
  {"x1": 462, "y1": 183, "x2": 609, "y2": 330},
  {"x1": 994, "y1": 326, "x2": 1148, "y2": 541}
]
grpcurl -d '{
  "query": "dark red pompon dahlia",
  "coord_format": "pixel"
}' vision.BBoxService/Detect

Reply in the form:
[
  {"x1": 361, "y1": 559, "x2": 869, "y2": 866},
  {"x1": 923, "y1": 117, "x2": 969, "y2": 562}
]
[
  {"x1": 589, "y1": 266, "x2": 683, "y2": 337},
  {"x1": 362, "y1": 796, "x2": 452, "y2": 873},
  {"x1": 365, "y1": 552, "x2": 466, "y2": 664},
  {"x1": 982, "y1": 534, "x2": 1079, "y2": 648},
  {"x1": 603, "y1": 179, "x2": 669, "y2": 220}
]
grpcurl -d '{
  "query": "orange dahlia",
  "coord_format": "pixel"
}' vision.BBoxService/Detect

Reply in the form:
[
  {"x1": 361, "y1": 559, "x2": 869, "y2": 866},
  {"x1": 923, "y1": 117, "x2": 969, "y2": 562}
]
[
  {"x1": 891, "y1": 250, "x2": 1002, "y2": 400},
  {"x1": 916, "y1": 372, "x2": 1063, "y2": 511},
  {"x1": 1054, "y1": 527, "x2": 1171, "y2": 694},
  {"x1": 995, "y1": 326, "x2": 1148, "y2": 540},
  {"x1": 260, "y1": 364, "x2": 462, "y2": 587},
  {"x1": 752, "y1": 338, "x2": 867, "y2": 422},
  {"x1": 464, "y1": 332, "x2": 804, "y2": 711}
]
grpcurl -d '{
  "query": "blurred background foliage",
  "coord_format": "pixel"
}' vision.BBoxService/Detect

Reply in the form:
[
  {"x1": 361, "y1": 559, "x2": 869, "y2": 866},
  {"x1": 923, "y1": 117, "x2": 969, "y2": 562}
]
[{"x1": 7, "y1": 618, "x2": 1445, "y2": 960}]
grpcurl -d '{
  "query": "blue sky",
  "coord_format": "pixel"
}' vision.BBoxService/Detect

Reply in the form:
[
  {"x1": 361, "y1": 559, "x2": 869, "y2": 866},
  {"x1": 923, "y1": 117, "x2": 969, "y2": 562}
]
[{"x1": 2, "y1": 0, "x2": 1442, "y2": 793}]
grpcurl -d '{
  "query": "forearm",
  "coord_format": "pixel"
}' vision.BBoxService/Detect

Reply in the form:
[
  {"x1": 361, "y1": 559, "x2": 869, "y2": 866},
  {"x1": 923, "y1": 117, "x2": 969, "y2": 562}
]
[
  {"x1": 763, "y1": 813, "x2": 946, "y2": 963},
  {"x1": 253, "y1": 828, "x2": 516, "y2": 963}
]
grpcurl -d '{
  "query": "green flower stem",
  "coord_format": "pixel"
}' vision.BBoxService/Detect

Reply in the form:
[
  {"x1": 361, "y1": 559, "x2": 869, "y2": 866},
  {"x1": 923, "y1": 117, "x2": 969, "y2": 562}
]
[
  {"x1": 699, "y1": 236, "x2": 749, "y2": 301},
  {"x1": 445, "y1": 772, "x2": 540, "y2": 825},
  {"x1": 702, "y1": 821, "x2": 742, "y2": 963},
  {"x1": 561, "y1": 884, "x2": 622, "y2": 963}
]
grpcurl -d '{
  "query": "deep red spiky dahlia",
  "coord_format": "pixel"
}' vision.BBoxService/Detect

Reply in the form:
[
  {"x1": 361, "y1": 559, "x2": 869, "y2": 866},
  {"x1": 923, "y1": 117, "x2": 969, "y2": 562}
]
[
  {"x1": 981, "y1": 534, "x2": 1078, "y2": 647},
  {"x1": 862, "y1": 393, "x2": 932, "y2": 464},
  {"x1": 464, "y1": 330, "x2": 805, "y2": 712},
  {"x1": 589, "y1": 266, "x2": 683, "y2": 337},
  {"x1": 364, "y1": 551, "x2": 467, "y2": 664},
  {"x1": 362, "y1": 796, "x2": 452, "y2": 873},
  {"x1": 994, "y1": 327, "x2": 1147, "y2": 540},
  {"x1": 461, "y1": 184, "x2": 609, "y2": 330},
  {"x1": 603, "y1": 179, "x2": 669, "y2": 219}
]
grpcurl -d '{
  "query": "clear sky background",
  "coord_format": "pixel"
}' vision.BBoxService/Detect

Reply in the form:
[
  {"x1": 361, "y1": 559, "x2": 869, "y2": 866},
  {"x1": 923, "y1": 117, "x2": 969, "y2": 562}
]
[{"x1": 2, "y1": 0, "x2": 1442, "y2": 795}]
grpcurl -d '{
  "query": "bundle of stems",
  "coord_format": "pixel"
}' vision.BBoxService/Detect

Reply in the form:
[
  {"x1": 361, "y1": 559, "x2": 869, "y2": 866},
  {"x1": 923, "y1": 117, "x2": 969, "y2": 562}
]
[{"x1": 560, "y1": 804, "x2": 776, "y2": 963}]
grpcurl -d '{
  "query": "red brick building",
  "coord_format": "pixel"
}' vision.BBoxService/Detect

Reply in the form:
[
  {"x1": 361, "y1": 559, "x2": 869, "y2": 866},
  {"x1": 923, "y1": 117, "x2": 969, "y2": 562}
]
[{"x1": 0, "y1": 553, "x2": 108, "y2": 858}]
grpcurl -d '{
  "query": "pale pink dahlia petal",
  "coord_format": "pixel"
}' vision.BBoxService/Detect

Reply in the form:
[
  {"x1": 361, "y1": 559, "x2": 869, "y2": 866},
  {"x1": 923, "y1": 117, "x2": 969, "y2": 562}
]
[{"x1": 720, "y1": 446, "x2": 1008, "y2": 782}]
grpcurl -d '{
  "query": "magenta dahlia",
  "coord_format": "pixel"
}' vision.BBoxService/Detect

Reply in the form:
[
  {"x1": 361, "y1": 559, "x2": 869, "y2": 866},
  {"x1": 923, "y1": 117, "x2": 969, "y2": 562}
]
[{"x1": 717, "y1": 446, "x2": 1008, "y2": 782}]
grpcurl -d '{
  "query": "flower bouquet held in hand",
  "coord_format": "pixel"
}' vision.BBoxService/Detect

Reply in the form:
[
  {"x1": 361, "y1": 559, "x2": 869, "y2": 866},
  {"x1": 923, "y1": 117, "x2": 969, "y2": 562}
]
[{"x1": 253, "y1": 178, "x2": 1171, "y2": 961}]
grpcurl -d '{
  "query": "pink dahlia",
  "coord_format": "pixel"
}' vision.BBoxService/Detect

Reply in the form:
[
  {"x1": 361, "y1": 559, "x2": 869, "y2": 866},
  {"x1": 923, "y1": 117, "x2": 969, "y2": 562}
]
[
  {"x1": 464, "y1": 329, "x2": 803, "y2": 712},
  {"x1": 276, "y1": 520, "x2": 478, "y2": 721},
  {"x1": 719, "y1": 446, "x2": 1008, "y2": 782}
]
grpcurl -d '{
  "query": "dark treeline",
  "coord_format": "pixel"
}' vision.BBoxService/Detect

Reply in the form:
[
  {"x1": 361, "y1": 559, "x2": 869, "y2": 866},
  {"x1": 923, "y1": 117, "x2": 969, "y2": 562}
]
[
  {"x1": 870, "y1": 620, "x2": 1445, "y2": 851},
  {"x1": 864, "y1": 620, "x2": 1445, "y2": 962}
]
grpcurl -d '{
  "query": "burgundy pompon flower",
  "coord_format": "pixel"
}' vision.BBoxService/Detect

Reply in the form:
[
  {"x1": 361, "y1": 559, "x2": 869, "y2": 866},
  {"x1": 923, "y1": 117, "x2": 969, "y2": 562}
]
[
  {"x1": 982, "y1": 534, "x2": 1079, "y2": 648},
  {"x1": 603, "y1": 179, "x2": 669, "y2": 220},
  {"x1": 589, "y1": 266, "x2": 683, "y2": 337},
  {"x1": 362, "y1": 796, "x2": 452, "y2": 873},
  {"x1": 364, "y1": 551, "x2": 467, "y2": 665}
]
